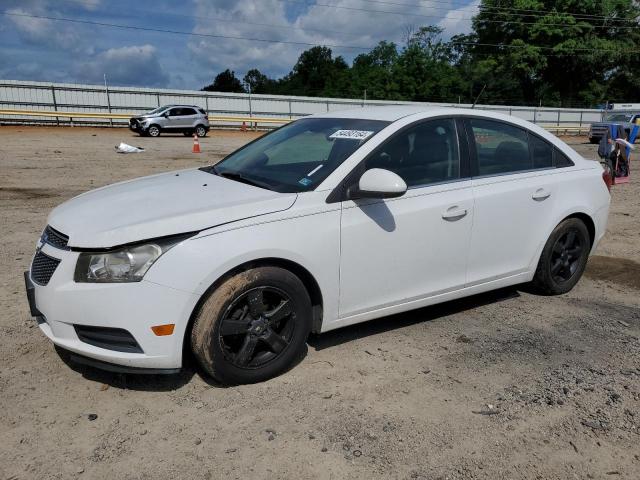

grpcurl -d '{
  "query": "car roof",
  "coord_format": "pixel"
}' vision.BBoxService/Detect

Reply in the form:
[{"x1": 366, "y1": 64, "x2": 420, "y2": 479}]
[
  {"x1": 309, "y1": 105, "x2": 528, "y2": 122},
  {"x1": 311, "y1": 105, "x2": 436, "y2": 121},
  {"x1": 309, "y1": 105, "x2": 537, "y2": 124},
  {"x1": 161, "y1": 105, "x2": 202, "y2": 109}
]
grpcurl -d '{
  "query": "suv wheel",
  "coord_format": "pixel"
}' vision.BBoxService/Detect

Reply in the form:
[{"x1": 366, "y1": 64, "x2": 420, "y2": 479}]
[
  {"x1": 195, "y1": 125, "x2": 207, "y2": 138},
  {"x1": 191, "y1": 267, "x2": 312, "y2": 384},
  {"x1": 148, "y1": 125, "x2": 161, "y2": 137}
]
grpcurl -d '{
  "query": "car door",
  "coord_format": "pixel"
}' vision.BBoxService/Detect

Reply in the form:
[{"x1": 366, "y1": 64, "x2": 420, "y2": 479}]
[
  {"x1": 338, "y1": 118, "x2": 474, "y2": 318},
  {"x1": 165, "y1": 107, "x2": 187, "y2": 129},
  {"x1": 464, "y1": 117, "x2": 558, "y2": 285},
  {"x1": 180, "y1": 107, "x2": 198, "y2": 129}
]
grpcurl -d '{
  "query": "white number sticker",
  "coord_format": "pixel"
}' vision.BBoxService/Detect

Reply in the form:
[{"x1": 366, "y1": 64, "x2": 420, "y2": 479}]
[{"x1": 329, "y1": 130, "x2": 374, "y2": 140}]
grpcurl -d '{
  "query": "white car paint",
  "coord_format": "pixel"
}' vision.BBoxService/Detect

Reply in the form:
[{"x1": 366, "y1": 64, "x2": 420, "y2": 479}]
[{"x1": 28, "y1": 106, "x2": 611, "y2": 371}]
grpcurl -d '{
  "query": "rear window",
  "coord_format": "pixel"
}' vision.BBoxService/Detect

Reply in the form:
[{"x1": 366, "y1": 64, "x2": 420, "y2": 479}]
[{"x1": 198, "y1": 108, "x2": 207, "y2": 115}]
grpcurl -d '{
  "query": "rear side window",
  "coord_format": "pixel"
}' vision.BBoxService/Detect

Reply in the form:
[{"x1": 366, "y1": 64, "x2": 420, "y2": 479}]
[
  {"x1": 198, "y1": 108, "x2": 207, "y2": 115},
  {"x1": 182, "y1": 108, "x2": 197, "y2": 116},
  {"x1": 554, "y1": 148, "x2": 575, "y2": 167},
  {"x1": 470, "y1": 119, "x2": 530, "y2": 176},
  {"x1": 529, "y1": 135, "x2": 553, "y2": 169},
  {"x1": 365, "y1": 118, "x2": 460, "y2": 187}
]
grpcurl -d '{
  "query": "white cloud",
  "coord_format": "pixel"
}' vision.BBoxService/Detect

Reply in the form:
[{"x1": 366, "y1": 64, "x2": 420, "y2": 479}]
[
  {"x1": 189, "y1": 0, "x2": 480, "y2": 80},
  {"x1": 75, "y1": 44, "x2": 169, "y2": 86},
  {"x1": 438, "y1": 0, "x2": 480, "y2": 37},
  {"x1": 6, "y1": 7, "x2": 82, "y2": 50}
]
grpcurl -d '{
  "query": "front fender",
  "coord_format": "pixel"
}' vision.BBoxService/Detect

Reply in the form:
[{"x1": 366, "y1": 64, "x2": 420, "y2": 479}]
[{"x1": 144, "y1": 208, "x2": 341, "y2": 328}]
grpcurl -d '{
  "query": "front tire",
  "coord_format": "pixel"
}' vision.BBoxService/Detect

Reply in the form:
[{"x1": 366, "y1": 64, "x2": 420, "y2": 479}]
[
  {"x1": 147, "y1": 125, "x2": 161, "y2": 137},
  {"x1": 532, "y1": 218, "x2": 590, "y2": 295},
  {"x1": 191, "y1": 267, "x2": 312, "y2": 384}
]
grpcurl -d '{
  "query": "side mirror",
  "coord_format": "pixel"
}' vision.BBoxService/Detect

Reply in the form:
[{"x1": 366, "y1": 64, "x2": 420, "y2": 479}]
[
  {"x1": 348, "y1": 168, "x2": 407, "y2": 200},
  {"x1": 163, "y1": 112, "x2": 170, "y2": 117}
]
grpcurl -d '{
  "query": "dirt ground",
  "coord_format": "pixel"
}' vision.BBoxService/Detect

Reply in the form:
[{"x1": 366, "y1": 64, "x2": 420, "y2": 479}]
[{"x1": 0, "y1": 126, "x2": 638, "y2": 480}]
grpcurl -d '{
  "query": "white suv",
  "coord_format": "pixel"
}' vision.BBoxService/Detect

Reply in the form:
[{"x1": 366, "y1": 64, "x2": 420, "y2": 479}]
[
  {"x1": 26, "y1": 107, "x2": 610, "y2": 384},
  {"x1": 129, "y1": 105, "x2": 210, "y2": 137}
]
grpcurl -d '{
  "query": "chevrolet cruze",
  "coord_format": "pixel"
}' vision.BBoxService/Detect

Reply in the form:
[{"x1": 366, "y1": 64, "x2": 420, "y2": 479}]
[{"x1": 25, "y1": 107, "x2": 611, "y2": 384}]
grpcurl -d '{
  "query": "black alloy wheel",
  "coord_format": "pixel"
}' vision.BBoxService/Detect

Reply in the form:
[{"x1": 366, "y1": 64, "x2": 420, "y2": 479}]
[
  {"x1": 218, "y1": 287, "x2": 295, "y2": 369},
  {"x1": 190, "y1": 267, "x2": 312, "y2": 384},
  {"x1": 532, "y1": 218, "x2": 590, "y2": 295},
  {"x1": 549, "y1": 228, "x2": 585, "y2": 284}
]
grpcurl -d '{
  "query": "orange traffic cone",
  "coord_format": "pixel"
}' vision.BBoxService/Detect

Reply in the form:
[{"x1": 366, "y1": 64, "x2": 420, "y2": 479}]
[
  {"x1": 192, "y1": 133, "x2": 201, "y2": 153},
  {"x1": 241, "y1": 121, "x2": 247, "y2": 132}
]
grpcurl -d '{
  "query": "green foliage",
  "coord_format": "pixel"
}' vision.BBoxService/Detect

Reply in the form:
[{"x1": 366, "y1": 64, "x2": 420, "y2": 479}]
[
  {"x1": 203, "y1": 1, "x2": 640, "y2": 107},
  {"x1": 203, "y1": 69, "x2": 245, "y2": 93}
]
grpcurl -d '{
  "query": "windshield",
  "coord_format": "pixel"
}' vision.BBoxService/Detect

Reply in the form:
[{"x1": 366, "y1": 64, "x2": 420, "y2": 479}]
[
  {"x1": 205, "y1": 117, "x2": 389, "y2": 192},
  {"x1": 145, "y1": 106, "x2": 170, "y2": 116},
  {"x1": 605, "y1": 113, "x2": 633, "y2": 122}
]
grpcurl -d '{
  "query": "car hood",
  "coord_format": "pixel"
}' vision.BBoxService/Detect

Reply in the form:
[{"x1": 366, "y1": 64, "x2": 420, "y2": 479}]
[{"x1": 47, "y1": 168, "x2": 297, "y2": 248}]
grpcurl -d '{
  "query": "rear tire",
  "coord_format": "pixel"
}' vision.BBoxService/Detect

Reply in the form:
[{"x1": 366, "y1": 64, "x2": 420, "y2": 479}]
[
  {"x1": 191, "y1": 267, "x2": 312, "y2": 384},
  {"x1": 195, "y1": 125, "x2": 207, "y2": 137},
  {"x1": 532, "y1": 218, "x2": 590, "y2": 295}
]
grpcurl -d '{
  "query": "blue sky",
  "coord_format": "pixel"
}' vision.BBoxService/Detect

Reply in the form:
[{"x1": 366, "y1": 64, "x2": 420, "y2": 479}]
[{"x1": 0, "y1": 0, "x2": 479, "y2": 90}]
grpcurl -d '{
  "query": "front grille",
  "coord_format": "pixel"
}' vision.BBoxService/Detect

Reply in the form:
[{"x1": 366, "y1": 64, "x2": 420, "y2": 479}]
[
  {"x1": 42, "y1": 225, "x2": 69, "y2": 250},
  {"x1": 74, "y1": 325, "x2": 144, "y2": 353},
  {"x1": 31, "y1": 251, "x2": 61, "y2": 286}
]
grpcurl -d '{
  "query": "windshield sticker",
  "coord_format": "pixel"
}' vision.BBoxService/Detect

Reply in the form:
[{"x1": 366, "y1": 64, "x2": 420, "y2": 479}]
[
  {"x1": 329, "y1": 130, "x2": 375, "y2": 141},
  {"x1": 306, "y1": 164, "x2": 324, "y2": 177},
  {"x1": 298, "y1": 177, "x2": 313, "y2": 187}
]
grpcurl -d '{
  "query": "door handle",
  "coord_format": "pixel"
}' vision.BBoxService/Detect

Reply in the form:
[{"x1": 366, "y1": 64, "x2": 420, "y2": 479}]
[
  {"x1": 532, "y1": 188, "x2": 551, "y2": 201},
  {"x1": 442, "y1": 206, "x2": 468, "y2": 221}
]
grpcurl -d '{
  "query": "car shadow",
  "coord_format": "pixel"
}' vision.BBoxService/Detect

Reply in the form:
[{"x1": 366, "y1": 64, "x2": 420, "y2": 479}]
[
  {"x1": 54, "y1": 345, "x2": 197, "y2": 391},
  {"x1": 308, "y1": 286, "x2": 521, "y2": 351}
]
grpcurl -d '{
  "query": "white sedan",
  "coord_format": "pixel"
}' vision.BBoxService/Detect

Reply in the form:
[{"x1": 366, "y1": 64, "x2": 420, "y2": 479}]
[{"x1": 25, "y1": 106, "x2": 611, "y2": 384}]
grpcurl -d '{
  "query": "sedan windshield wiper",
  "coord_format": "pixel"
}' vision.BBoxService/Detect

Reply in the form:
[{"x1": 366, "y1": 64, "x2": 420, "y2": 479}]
[{"x1": 213, "y1": 168, "x2": 273, "y2": 191}]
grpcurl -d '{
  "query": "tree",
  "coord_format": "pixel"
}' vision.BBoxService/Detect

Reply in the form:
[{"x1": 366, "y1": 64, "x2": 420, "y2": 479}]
[
  {"x1": 202, "y1": 69, "x2": 245, "y2": 93},
  {"x1": 468, "y1": 0, "x2": 640, "y2": 107},
  {"x1": 243, "y1": 69, "x2": 275, "y2": 94},
  {"x1": 350, "y1": 41, "x2": 401, "y2": 99},
  {"x1": 285, "y1": 46, "x2": 348, "y2": 96}
]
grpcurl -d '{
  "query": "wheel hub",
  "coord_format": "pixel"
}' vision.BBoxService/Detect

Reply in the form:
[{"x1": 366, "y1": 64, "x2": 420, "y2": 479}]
[{"x1": 248, "y1": 316, "x2": 268, "y2": 335}]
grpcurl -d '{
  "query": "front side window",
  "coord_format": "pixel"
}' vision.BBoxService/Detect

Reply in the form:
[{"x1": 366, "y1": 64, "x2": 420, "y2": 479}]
[
  {"x1": 470, "y1": 119, "x2": 531, "y2": 176},
  {"x1": 365, "y1": 118, "x2": 460, "y2": 187},
  {"x1": 168, "y1": 108, "x2": 183, "y2": 116},
  {"x1": 207, "y1": 118, "x2": 389, "y2": 193}
]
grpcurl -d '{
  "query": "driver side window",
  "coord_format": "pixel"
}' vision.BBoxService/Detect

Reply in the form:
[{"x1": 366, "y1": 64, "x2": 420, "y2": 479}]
[{"x1": 365, "y1": 119, "x2": 460, "y2": 188}]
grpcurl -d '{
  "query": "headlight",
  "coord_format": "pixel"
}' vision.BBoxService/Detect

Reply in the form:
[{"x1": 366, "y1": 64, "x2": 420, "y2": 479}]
[{"x1": 74, "y1": 234, "x2": 192, "y2": 283}]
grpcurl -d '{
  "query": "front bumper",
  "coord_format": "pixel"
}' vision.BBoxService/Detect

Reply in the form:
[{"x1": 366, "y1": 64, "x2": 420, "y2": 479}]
[
  {"x1": 25, "y1": 243, "x2": 200, "y2": 371},
  {"x1": 128, "y1": 119, "x2": 148, "y2": 132}
]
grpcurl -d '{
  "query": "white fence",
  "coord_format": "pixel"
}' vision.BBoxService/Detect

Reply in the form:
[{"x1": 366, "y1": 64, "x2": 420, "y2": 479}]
[{"x1": 0, "y1": 79, "x2": 604, "y2": 128}]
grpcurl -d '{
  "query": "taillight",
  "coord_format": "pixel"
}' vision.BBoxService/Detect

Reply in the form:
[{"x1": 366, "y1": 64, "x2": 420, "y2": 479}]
[
  {"x1": 204, "y1": 115, "x2": 209, "y2": 120},
  {"x1": 602, "y1": 168, "x2": 613, "y2": 191}
]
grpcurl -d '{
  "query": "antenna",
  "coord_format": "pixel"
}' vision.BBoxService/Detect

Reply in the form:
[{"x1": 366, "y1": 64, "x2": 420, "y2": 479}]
[{"x1": 471, "y1": 84, "x2": 487, "y2": 109}]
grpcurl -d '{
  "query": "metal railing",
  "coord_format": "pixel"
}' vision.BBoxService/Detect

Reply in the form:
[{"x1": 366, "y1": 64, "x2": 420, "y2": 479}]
[{"x1": 0, "y1": 79, "x2": 605, "y2": 131}]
